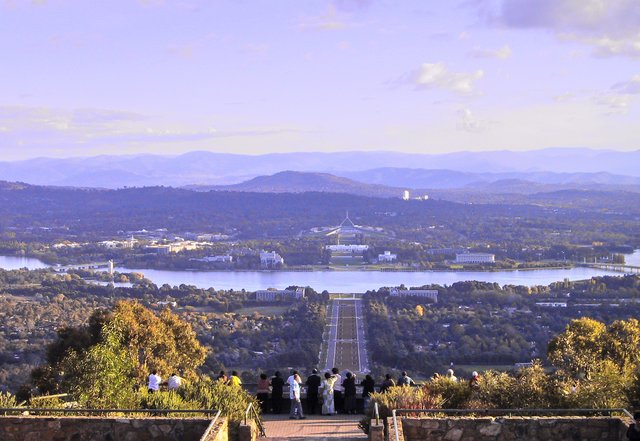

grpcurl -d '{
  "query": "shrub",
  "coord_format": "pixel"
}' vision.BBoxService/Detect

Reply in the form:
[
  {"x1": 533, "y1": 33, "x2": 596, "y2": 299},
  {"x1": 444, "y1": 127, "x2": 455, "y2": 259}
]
[
  {"x1": 427, "y1": 377, "x2": 472, "y2": 409},
  {"x1": 178, "y1": 377, "x2": 261, "y2": 426},
  {"x1": 359, "y1": 386, "x2": 442, "y2": 434},
  {"x1": 557, "y1": 360, "x2": 632, "y2": 409},
  {"x1": 0, "y1": 391, "x2": 18, "y2": 409}
]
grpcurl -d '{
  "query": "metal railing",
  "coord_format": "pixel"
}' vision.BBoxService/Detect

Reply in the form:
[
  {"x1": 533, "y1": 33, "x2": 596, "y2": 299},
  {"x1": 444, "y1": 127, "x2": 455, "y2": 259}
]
[
  {"x1": 390, "y1": 408, "x2": 634, "y2": 441},
  {"x1": 373, "y1": 402, "x2": 380, "y2": 425},
  {"x1": 244, "y1": 402, "x2": 266, "y2": 438},
  {"x1": 198, "y1": 410, "x2": 223, "y2": 441}
]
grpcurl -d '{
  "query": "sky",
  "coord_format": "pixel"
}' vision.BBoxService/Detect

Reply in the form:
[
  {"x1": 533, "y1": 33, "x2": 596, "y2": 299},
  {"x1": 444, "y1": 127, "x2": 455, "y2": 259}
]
[{"x1": 0, "y1": 0, "x2": 639, "y2": 160}]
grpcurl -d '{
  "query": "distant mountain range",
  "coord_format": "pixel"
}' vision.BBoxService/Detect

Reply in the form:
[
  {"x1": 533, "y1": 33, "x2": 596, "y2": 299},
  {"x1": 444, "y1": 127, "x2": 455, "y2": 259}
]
[
  {"x1": 187, "y1": 171, "x2": 407, "y2": 197},
  {"x1": 1, "y1": 148, "x2": 639, "y2": 189},
  {"x1": 189, "y1": 170, "x2": 640, "y2": 199}
]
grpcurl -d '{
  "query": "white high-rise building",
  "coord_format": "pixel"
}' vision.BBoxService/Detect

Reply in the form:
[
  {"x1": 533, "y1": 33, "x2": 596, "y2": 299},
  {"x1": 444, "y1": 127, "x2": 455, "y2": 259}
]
[{"x1": 402, "y1": 190, "x2": 410, "y2": 200}]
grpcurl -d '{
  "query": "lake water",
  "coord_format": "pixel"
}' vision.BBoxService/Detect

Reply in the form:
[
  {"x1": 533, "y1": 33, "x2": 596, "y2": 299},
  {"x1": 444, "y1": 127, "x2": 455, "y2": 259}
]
[{"x1": 1, "y1": 253, "x2": 637, "y2": 292}]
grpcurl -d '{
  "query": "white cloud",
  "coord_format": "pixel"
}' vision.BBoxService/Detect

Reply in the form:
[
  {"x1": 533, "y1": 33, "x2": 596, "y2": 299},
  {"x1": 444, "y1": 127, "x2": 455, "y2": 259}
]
[
  {"x1": 468, "y1": 44, "x2": 512, "y2": 59},
  {"x1": 553, "y1": 92, "x2": 577, "y2": 102},
  {"x1": 612, "y1": 74, "x2": 640, "y2": 94},
  {"x1": 593, "y1": 94, "x2": 632, "y2": 115},
  {"x1": 413, "y1": 62, "x2": 484, "y2": 94},
  {"x1": 457, "y1": 108, "x2": 485, "y2": 132},
  {"x1": 298, "y1": 5, "x2": 348, "y2": 31},
  {"x1": 492, "y1": 0, "x2": 640, "y2": 58}
]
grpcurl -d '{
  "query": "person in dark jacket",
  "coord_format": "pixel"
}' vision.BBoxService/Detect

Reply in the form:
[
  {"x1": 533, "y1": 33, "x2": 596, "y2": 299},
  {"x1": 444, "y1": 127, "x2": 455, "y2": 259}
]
[
  {"x1": 628, "y1": 412, "x2": 640, "y2": 441},
  {"x1": 380, "y1": 374, "x2": 395, "y2": 393},
  {"x1": 271, "y1": 371, "x2": 285, "y2": 414},
  {"x1": 343, "y1": 371, "x2": 357, "y2": 414},
  {"x1": 305, "y1": 368, "x2": 322, "y2": 415},
  {"x1": 360, "y1": 374, "x2": 375, "y2": 412}
]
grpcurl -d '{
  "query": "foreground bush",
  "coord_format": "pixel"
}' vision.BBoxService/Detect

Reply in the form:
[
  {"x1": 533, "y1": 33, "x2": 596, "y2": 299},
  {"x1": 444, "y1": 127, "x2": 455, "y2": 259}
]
[
  {"x1": 359, "y1": 386, "x2": 442, "y2": 434},
  {"x1": 0, "y1": 391, "x2": 18, "y2": 408}
]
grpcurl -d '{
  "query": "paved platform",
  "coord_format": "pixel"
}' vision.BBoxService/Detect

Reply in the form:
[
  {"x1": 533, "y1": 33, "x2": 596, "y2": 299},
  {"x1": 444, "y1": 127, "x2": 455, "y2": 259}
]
[{"x1": 262, "y1": 413, "x2": 367, "y2": 440}]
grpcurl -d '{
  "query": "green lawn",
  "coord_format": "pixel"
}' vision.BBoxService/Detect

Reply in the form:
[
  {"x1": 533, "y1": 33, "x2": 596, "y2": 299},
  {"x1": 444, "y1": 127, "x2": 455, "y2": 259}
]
[{"x1": 234, "y1": 305, "x2": 291, "y2": 316}]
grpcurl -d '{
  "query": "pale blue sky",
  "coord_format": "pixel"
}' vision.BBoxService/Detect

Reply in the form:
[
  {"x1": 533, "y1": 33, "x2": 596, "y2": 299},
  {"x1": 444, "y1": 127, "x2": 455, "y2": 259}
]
[{"x1": 1, "y1": 0, "x2": 639, "y2": 160}]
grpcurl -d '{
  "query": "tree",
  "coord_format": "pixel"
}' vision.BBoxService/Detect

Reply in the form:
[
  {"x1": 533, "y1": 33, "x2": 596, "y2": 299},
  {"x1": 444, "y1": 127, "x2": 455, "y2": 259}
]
[
  {"x1": 604, "y1": 319, "x2": 640, "y2": 370},
  {"x1": 547, "y1": 318, "x2": 606, "y2": 378},
  {"x1": 32, "y1": 300, "x2": 208, "y2": 406}
]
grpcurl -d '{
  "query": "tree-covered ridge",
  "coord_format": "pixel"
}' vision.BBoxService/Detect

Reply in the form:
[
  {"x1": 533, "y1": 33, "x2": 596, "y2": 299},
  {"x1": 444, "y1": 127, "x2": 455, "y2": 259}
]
[
  {"x1": 0, "y1": 269, "x2": 328, "y2": 393},
  {"x1": 364, "y1": 276, "x2": 640, "y2": 378},
  {"x1": 0, "y1": 183, "x2": 638, "y2": 250}
]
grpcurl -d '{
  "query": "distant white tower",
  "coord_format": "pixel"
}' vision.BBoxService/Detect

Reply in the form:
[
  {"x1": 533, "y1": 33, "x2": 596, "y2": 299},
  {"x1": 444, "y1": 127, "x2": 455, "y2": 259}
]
[
  {"x1": 108, "y1": 259, "x2": 114, "y2": 276},
  {"x1": 402, "y1": 190, "x2": 410, "y2": 200}
]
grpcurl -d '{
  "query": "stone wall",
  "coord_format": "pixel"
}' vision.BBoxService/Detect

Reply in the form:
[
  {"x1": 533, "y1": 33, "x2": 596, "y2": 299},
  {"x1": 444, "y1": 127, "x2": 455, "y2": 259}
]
[
  {"x1": 0, "y1": 416, "x2": 226, "y2": 441},
  {"x1": 389, "y1": 416, "x2": 629, "y2": 441}
]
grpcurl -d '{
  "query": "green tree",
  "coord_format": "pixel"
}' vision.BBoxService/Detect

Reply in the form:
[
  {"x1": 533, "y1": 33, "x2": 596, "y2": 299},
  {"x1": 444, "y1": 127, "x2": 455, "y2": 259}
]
[{"x1": 547, "y1": 318, "x2": 606, "y2": 378}]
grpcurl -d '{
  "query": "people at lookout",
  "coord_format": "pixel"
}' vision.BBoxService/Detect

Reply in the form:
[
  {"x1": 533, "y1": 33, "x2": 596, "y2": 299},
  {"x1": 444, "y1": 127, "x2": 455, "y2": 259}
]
[
  {"x1": 342, "y1": 371, "x2": 357, "y2": 414},
  {"x1": 321, "y1": 372, "x2": 337, "y2": 415},
  {"x1": 229, "y1": 370, "x2": 242, "y2": 386},
  {"x1": 445, "y1": 369, "x2": 458, "y2": 382},
  {"x1": 167, "y1": 372, "x2": 182, "y2": 390},
  {"x1": 256, "y1": 373, "x2": 271, "y2": 413},
  {"x1": 216, "y1": 370, "x2": 228, "y2": 383},
  {"x1": 360, "y1": 374, "x2": 375, "y2": 410},
  {"x1": 148, "y1": 370, "x2": 161, "y2": 393},
  {"x1": 627, "y1": 412, "x2": 640, "y2": 441},
  {"x1": 380, "y1": 374, "x2": 395, "y2": 393},
  {"x1": 271, "y1": 371, "x2": 285, "y2": 414},
  {"x1": 287, "y1": 370, "x2": 305, "y2": 419},
  {"x1": 305, "y1": 368, "x2": 322, "y2": 415},
  {"x1": 331, "y1": 367, "x2": 343, "y2": 412},
  {"x1": 397, "y1": 371, "x2": 415, "y2": 387},
  {"x1": 468, "y1": 371, "x2": 480, "y2": 389}
]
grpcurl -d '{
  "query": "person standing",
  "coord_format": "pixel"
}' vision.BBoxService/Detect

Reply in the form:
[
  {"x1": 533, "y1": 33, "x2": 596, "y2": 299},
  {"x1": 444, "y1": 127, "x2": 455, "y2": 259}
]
[
  {"x1": 256, "y1": 373, "x2": 271, "y2": 414},
  {"x1": 380, "y1": 374, "x2": 395, "y2": 393},
  {"x1": 167, "y1": 372, "x2": 182, "y2": 390},
  {"x1": 229, "y1": 371, "x2": 242, "y2": 387},
  {"x1": 271, "y1": 371, "x2": 284, "y2": 414},
  {"x1": 148, "y1": 370, "x2": 162, "y2": 393},
  {"x1": 331, "y1": 368, "x2": 343, "y2": 413},
  {"x1": 321, "y1": 372, "x2": 337, "y2": 415},
  {"x1": 216, "y1": 370, "x2": 228, "y2": 383},
  {"x1": 287, "y1": 370, "x2": 305, "y2": 420},
  {"x1": 468, "y1": 371, "x2": 480, "y2": 389},
  {"x1": 305, "y1": 368, "x2": 322, "y2": 415},
  {"x1": 627, "y1": 412, "x2": 640, "y2": 441},
  {"x1": 397, "y1": 371, "x2": 415, "y2": 387},
  {"x1": 360, "y1": 374, "x2": 375, "y2": 411},
  {"x1": 342, "y1": 372, "x2": 357, "y2": 414}
]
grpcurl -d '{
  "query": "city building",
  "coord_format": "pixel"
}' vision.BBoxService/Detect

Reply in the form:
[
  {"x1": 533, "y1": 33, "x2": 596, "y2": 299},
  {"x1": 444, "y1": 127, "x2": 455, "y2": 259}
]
[
  {"x1": 390, "y1": 288, "x2": 438, "y2": 302},
  {"x1": 255, "y1": 287, "x2": 305, "y2": 301},
  {"x1": 535, "y1": 302, "x2": 568, "y2": 308},
  {"x1": 260, "y1": 251, "x2": 284, "y2": 268},
  {"x1": 301, "y1": 213, "x2": 393, "y2": 242},
  {"x1": 146, "y1": 241, "x2": 201, "y2": 254},
  {"x1": 192, "y1": 255, "x2": 233, "y2": 263},
  {"x1": 402, "y1": 190, "x2": 410, "y2": 200},
  {"x1": 455, "y1": 253, "x2": 496, "y2": 263},
  {"x1": 325, "y1": 244, "x2": 369, "y2": 253},
  {"x1": 378, "y1": 251, "x2": 397, "y2": 262}
]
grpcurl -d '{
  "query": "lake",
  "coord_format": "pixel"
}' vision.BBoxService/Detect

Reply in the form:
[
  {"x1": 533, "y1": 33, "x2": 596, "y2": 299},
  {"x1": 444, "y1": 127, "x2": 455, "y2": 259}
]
[{"x1": 1, "y1": 253, "x2": 637, "y2": 292}]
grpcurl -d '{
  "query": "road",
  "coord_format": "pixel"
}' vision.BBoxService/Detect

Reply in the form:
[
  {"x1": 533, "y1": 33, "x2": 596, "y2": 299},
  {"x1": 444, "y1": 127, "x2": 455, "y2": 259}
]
[{"x1": 322, "y1": 297, "x2": 369, "y2": 374}]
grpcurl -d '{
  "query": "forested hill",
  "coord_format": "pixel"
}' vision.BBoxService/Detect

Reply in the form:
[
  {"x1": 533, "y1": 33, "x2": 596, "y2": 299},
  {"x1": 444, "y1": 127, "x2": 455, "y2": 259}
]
[
  {"x1": 0, "y1": 181, "x2": 639, "y2": 248},
  {"x1": 187, "y1": 170, "x2": 406, "y2": 197}
]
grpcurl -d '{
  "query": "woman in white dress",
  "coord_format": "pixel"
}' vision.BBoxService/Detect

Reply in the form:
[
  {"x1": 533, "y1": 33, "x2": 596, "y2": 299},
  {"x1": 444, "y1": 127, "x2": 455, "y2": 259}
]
[{"x1": 321, "y1": 372, "x2": 337, "y2": 415}]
